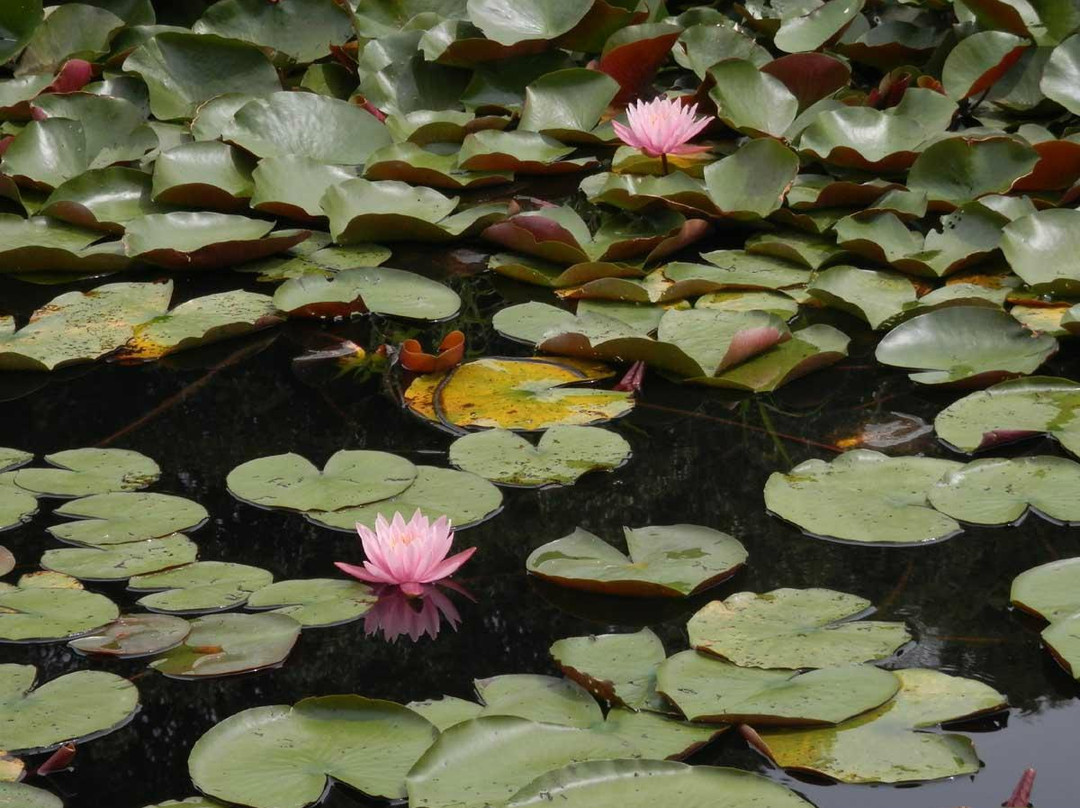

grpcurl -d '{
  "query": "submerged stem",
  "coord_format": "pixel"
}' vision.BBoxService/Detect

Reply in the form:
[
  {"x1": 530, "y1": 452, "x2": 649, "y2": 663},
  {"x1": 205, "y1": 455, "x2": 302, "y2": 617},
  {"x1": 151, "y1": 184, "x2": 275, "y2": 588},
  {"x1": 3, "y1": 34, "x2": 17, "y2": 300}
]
[{"x1": 660, "y1": 152, "x2": 669, "y2": 175}]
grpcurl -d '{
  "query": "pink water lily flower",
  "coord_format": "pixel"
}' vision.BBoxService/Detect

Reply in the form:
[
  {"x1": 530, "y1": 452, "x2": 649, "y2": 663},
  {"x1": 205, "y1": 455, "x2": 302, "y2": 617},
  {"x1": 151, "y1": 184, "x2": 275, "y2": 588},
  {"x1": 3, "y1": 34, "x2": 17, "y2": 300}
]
[
  {"x1": 612, "y1": 97, "x2": 714, "y2": 170},
  {"x1": 335, "y1": 510, "x2": 476, "y2": 596}
]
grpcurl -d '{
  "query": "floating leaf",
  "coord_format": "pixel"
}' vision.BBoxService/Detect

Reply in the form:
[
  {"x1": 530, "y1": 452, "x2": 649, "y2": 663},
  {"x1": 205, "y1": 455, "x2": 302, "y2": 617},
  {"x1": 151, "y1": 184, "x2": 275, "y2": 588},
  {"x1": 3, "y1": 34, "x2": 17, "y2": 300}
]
[
  {"x1": 123, "y1": 32, "x2": 281, "y2": 121},
  {"x1": 467, "y1": 0, "x2": 595, "y2": 50},
  {"x1": 750, "y1": 668, "x2": 1007, "y2": 783},
  {"x1": 474, "y1": 674, "x2": 603, "y2": 728},
  {"x1": 306, "y1": 466, "x2": 503, "y2": 532},
  {"x1": 1042, "y1": 34, "x2": 1080, "y2": 114},
  {"x1": 365, "y1": 142, "x2": 513, "y2": 189},
  {"x1": 688, "y1": 588, "x2": 911, "y2": 668},
  {"x1": 942, "y1": 31, "x2": 1028, "y2": 100},
  {"x1": 550, "y1": 628, "x2": 667, "y2": 710},
  {"x1": 0, "y1": 546, "x2": 13, "y2": 576},
  {"x1": 1012, "y1": 557, "x2": 1080, "y2": 623},
  {"x1": 907, "y1": 136, "x2": 1039, "y2": 209},
  {"x1": 42, "y1": 535, "x2": 197, "y2": 581},
  {"x1": 190, "y1": 696, "x2": 437, "y2": 805},
  {"x1": 0, "y1": 0, "x2": 44, "y2": 63},
  {"x1": 875, "y1": 307, "x2": 1057, "y2": 386},
  {"x1": 0, "y1": 486, "x2": 36, "y2": 532},
  {"x1": 192, "y1": 0, "x2": 353, "y2": 62},
  {"x1": 250, "y1": 156, "x2": 353, "y2": 221},
  {"x1": 69, "y1": 614, "x2": 191, "y2": 658},
  {"x1": 708, "y1": 60, "x2": 798, "y2": 139},
  {"x1": 505, "y1": 760, "x2": 814, "y2": 808},
  {"x1": 0, "y1": 783, "x2": 61, "y2": 808},
  {"x1": 273, "y1": 268, "x2": 461, "y2": 320},
  {"x1": 15, "y1": 449, "x2": 160, "y2": 498},
  {"x1": 929, "y1": 456, "x2": 1080, "y2": 525},
  {"x1": 764, "y1": 450, "x2": 963, "y2": 545},
  {"x1": 935, "y1": 376, "x2": 1080, "y2": 458},
  {"x1": 408, "y1": 696, "x2": 484, "y2": 731},
  {"x1": 798, "y1": 106, "x2": 929, "y2": 172},
  {"x1": 705, "y1": 324, "x2": 850, "y2": 393},
  {"x1": 246, "y1": 579, "x2": 377, "y2": 628},
  {"x1": 657, "y1": 652, "x2": 898, "y2": 724},
  {"x1": 151, "y1": 141, "x2": 255, "y2": 211},
  {"x1": 526, "y1": 525, "x2": 747, "y2": 598},
  {"x1": 129, "y1": 561, "x2": 273, "y2": 614},
  {"x1": 16, "y1": 5, "x2": 123, "y2": 75},
  {"x1": 665, "y1": 251, "x2": 812, "y2": 291},
  {"x1": 1000, "y1": 208, "x2": 1080, "y2": 294},
  {"x1": 774, "y1": 0, "x2": 865, "y2": 54},
  {"x1": 0, "y1": 575, "x2": 118, "y2": 642},
  {"x1": 150, "y1": 613, "x2": 300, "y2": 678},
  {"x1": 0, "y1": 664, "x2": 138, "y2": 753},
  {"x1": 405, "y1": 357, "x2": 633, "y2": 432},
  {"x1": 49, "y1": 492, "x2": 208, "y2": 546},
  {"x1": 808, "y1": 265, "x2": 917, "y2": 329},
  {"x1": 458, "y1": 130, "x2": 597, "y2": 174},
  {"x1": 517, "y1": 68, "x2": 620, "y2": 142},
  {"x1": 227, "y1": 450, "x2": 418, "y2": 513},
  {"x1": 702, "y1": 137, "x2": 800, "y2": 219},
  {"x1": 448, "y1": 426, "x2": 630, "y2": 487},
  {"x1": 40, "y1": 167, "x2": 165, "y2": 234}
]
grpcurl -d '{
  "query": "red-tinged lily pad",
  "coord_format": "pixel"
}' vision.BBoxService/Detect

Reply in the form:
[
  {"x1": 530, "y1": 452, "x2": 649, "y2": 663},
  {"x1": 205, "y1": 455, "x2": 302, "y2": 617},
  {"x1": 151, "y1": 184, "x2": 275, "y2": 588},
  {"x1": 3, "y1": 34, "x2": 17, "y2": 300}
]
[
  {"x1": 907, "y1": 135, "x2": 1038, "y2": 210},
  {"x1": 942, "y1": 31, "x2": 1028, "y2": 100},
  {"x1": 151, "y1": 141, "x2": 255, "y2": 211},
  {"x1": 69, "y1": 614, "x2": 192, "y2": 659},
  {"x1": 364, "y1": 143, "x2": 513, "y2": 189},
  {"x1": 580, "y1": 171, "x2": 716, "y2": 216},
  {"x1": 798, "y1": 106, "x2": 929, "y2": 172},
  {"x1": 488, "y1": 252, "x2": 648, "y2": 289},
  {"x1": 761, "y1": 52, "x2": 852, "y2": 110},
  {"x1": 250, "y1": 156, "x2": 354, "y2": 222},
  {"x1": 599, "y1": 23, "x2": 682, "y2": 105},
  {"x1": 0, "y1": 213, "x2": 130, "y2": 276},
  {"x1": 40, "y1": 167, "x2": 166, "y2": 234},
  {"x1": 457, "y1": 130, "x2": 598, "y2": 174},
  {"x1": 704, "y1": 324, "x2": 850, "y2": 392},
  {"x1": 123, "y1": 213, "x2": 311, "y2": 270},
  {"x1": 527, "y1": 524, "x2": 748, "y2": 597},
  {"x1": 401, "y1": 331, "x2": 466, "y2": 373}
]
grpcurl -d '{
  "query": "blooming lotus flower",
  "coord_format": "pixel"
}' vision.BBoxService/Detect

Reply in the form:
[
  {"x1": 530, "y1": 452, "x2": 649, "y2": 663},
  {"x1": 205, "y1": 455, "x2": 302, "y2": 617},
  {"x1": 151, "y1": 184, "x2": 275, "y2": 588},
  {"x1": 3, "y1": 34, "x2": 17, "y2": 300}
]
[
  {"x1": 364, "y1": 583, "x2": 462, "y2": 643},
  {"x1": 612, "y1": 98, "x2": 714, "y2": 171},
  {"x1": 335, "y1": 510, "x2": 476, "y2": 596}
]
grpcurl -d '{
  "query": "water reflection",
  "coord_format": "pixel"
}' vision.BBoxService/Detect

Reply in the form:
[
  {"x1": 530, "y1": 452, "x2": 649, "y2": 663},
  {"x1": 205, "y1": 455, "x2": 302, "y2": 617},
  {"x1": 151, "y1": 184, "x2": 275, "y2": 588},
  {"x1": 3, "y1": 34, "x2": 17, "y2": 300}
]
[{"x1": 364, "y1": 583, "x2": 471, "y2": 644}]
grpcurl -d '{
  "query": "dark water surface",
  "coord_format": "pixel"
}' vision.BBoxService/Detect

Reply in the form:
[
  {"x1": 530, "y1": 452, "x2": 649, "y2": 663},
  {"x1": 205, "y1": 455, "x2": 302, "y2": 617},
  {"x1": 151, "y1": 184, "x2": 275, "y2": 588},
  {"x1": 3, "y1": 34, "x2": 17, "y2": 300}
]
[{"x1": 1, "y1": 252, "x2": 1078, "y2": 808}]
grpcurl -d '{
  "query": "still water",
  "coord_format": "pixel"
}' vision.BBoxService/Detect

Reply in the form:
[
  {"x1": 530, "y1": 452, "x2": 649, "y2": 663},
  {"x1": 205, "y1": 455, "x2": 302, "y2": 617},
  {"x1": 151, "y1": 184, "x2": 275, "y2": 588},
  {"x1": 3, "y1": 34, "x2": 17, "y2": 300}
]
[{"x1": 1, "y1": 250, "x2": 1077, "y2": 808}]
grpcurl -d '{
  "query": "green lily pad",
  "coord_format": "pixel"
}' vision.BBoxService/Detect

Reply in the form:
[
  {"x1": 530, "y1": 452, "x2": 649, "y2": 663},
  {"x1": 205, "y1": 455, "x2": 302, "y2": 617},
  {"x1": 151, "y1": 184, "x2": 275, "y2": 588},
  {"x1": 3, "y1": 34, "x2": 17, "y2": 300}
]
[
  {"x1": 518, "y1": 68, "x2": 619, "y2": 143},
  {"x1": 150, "y1": 612, "x2": 301, "y2": 678},
  {"x1": 0, "y1": 664, "x2": 138, "y2": 754},
  {"x1": 16, "y1": 4, "x2": 123, "y2": 75},
  {"x1": 42, "y1": 535, "x2": 197, "y2": 581},
  {"x1": 943, "y1": 30, "x2": 1028, "y2": 100},
  {"x1": 488, "y1": 253, "x2": 647, "y2": 289},
  {"x1": 774, "y1": 0, "x2": 865, "y2": 53},
  {"x1": 49, "y1": 492, "x2": 208, "y2": 546},
  {"x1": 590, "y1": 707, "x2": 722, "y2": 760},
  {"x1": 808, "y1": 265, "x2": 918, "y2": 329},
  {"x1": 243, "y1": 240, "x2": 394, "y2": 282},
  {"x1": 0, "y1": 281, "x2": 171, "y2": 372},
  {"x1": 935, "y1": 376, "x2": 1080, "y2": 457},
  {"x1": 123, "y1": 32, "x2": 281, "y2": 121},
  {"x1": 246, "y1": 579, "x2": 377, "y2": 628},
  {"x1": 875, "y1": 306, "x2": 1058, "y2": 386},
  {"x1": 1000, "y1": 208, "x2": 1080, "y2": 294},
  {"x1": 0, "y1": 214, "x2": 130, "y2": 276},
  {"x1": 123, "y1": 212, "x2": 310, "y2": 270},
  {"x1": 705, "y1": 324, "x2": 850, "y2": 393},
  {"x1": 0, "y1": 574, "x2": 119, "y2": 642},
  {"x1": 223, "y1": 91, "x2": 391, "y2": 165},
  {"x1": 580, "y1": 171, "x2": 716, "y2": 217},
  {"x1": 764, "y1": 450, "x2": 963, "y2": 545},
  {"x1": 703, "y1": 137, "x2": 800, "y2": 219},
  {"x1": 364, "y1": 143, "x2": 513, "y2": 190},
  {"x1": 192, "y1": 0, "x2": 352, "y2": 62},
  {"x1": 15, "y1": 449, "x2": 160, "y2": 498},
  {"x1": 69, "y1": 614, "x2": 192, "y2": 658},
  {"x1": 0, "y1": 0, "x2": 43, "y2": 63},
  {"x1": 40, "y1": 167, "x2": 165, "y2": 234},
  {"x1": 0, "y1": 485, "x2": 36, "y2": 532},
  {"x1": 1041, "y1": 615, "x2": 1080, "y2": 678},
  {"x1": 457, "y1": 130, "x2": 596, "y2": 174},
  {"x1": 664, "y1": 251, "x2": 812, "y2": 291},
  {"x1": 227, "y1": 450, "x2": 417, "y2": 513},
  {"x1": 151, "y1": 141, "x2": 255, "y2": 211},
  {"x1": 550, "y1": 628, "x2": 667, "y2": 710},
  {"x1": 657, "y1": 651, "x2": 899, "y2": 725},
  {"x1": 907, "y1": 136, "x2": 1038, "y2": 209},
  {"x1": 448, "y1": 426, "x2": 630, "y2": 487},
  {"x1": 250, "y1": 156, "x2": 354, "y2": 221},
  {"x1": 466, "y1": 0, "x2": 591, "y2": 45},
  {"x1": 129, "y1": 561, "x2": 274, "y2": 614},
  {"x1": 405, "y1": 716, "x2": 634, "y2": 808},
  {"x1": 930, "y1": 456, "x2": 1080, "y2": 525},
  {"x1": 505, "y1": 760, "x2": 814, "y2": 808},
  {"x1": 0, "y1": 783, "x2": 62, "y2": 808},
  {"x1": 695, "y1": 290, "x2": 799, "y2": 319},
  {"x1": 474, "y1": 674, "x2": 603, "y2": 728},
  {"x1": 407, "y1": 696, "x2": 483, "y2": 731},
  {"x1": 688, "y1": 588, "x2": 912, "y2": 669},
  {"x1": 322, "y1": 178, "x2": 508, "y2": 244},
  {"x1": 1012, "y1": 557, "x2": 1080, "y2": 623},
  {"x1": 750, "y1": 668, "x2": 1007, "y2": 783},
  {"x1": 190, "y1": 696, "x2": 438, "y2": 806},
  {"x1": 797, "y1": 106, "x2": 929, "y2": 172},
  {"x1": 273, "y1": 268, "x2": 461, "y2": 321},
  {"x1": 306, "y1": 466, "x2": 503, "y2": 532},
  {"x1": 1042, "y1": 33, "x2": 1080, "y2": 114},
  {"x1": 526, "y1": 525, "x2": 748, "y2": 598},
  {"x1": 708, "y1": 60, "x2": 798, "y2": 139}
]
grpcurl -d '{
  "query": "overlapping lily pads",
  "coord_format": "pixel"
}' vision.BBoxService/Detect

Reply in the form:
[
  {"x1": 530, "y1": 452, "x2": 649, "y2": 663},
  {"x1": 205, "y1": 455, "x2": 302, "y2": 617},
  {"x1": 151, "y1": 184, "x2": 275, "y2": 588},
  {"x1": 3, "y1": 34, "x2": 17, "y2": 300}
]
[
  {"x1": 245, "y1": 579, "x2": 377, "y2": 628},
  {"x1": 14, "y1": 448, "x2": 160, "y2": 498},
  {"x1": 929, "y1": 457, "x2": 1080, "y2": 525},
  {"x1": 150, "y1": 613, "x2": 301, "y2": 678},
  {"x1": 550, "y1": 628, "x2": 667, "y2": 710},
  {"x1": 69, "y1": 614, "x2": 192, "y2": 659},
  {"x1": 1012, "y1": 557, "x2": 1080, "y2": 677},
  {"x1": 42, "y1": 534, "x2": 198, "y2": 581},
  {"x1": 272, "y1": 268, "x2": 461, "y2": 321},
  {"x1": 0, "y1": 573, "x2": 119, "y2": 642},
  {"x1": 527, "y1": 524, "x2": 747, "y2": 597},
  {"x1": 129, "y1": 561, "x2": 273, "y2": 614},
  {"x1": 48, "y1": 492, "x2": 208, "y2": 546}
]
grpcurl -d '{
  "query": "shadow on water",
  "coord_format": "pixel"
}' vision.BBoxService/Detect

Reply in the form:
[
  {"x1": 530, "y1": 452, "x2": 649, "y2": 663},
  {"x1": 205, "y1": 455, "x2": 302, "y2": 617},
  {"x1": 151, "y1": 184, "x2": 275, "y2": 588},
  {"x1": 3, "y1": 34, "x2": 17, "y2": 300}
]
[{"x1": 0, "y1": 247, "x2": 1078, "y2": 808}]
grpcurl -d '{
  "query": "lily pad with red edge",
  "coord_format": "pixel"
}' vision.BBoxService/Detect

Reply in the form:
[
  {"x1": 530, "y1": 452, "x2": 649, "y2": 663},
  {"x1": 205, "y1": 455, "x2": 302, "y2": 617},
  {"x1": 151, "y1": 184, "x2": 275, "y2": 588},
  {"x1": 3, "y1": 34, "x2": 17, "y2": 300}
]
[
  {"x1": 487, "y1": 253, "x2": 648, "y2": 289},
  {"x1": 526, "y1": 524, "x2": 748, "y2": 598},
  {"x1": 517, "y1": 68, "x2": 620, "y2": 144},
  {"x1": 907, "y1": 135, "x2": 1039, "y2": 210},
  {"x1": 580, "y1": 172, "x2": 716, "y2": 216},
  {"x1": 708, "y1": 60, "x2": 798, "y2": 138},
  {"x1": 250, "y1": 156, "x2": 354, "y2": 221},
  {"x1": 1000, "y1": 208, "x2": 1080, "y2": 294},
  {"x1": 764, "y1": 449, "x2": 964, "y2": 545},
  {"x1": 400, "y1": 331, "x2": 466, "y2": 373},
  {"x1": 748, "y1": 668, "x2": 1007, "y2": 784},
  {"x1": 942, "y1": 31, "x2": 1029, "y2": 100},
  {"x1": 797, "y1": 106, "x2": 929, "y2": 172},
  {"x1": 808, "y1": 265, "x2": 918, "y2": 329},
  {"x1": 272, "y1": 268, "x2": 461, "y2": 321},
  {"x1": 16, "y1": 4, "x2": 123, "y2": 76},
  {"x1": 150, "y1": 141, "x2": 255, "y2": 212},
  {"x1": 705, "y1": 324, "x2": 850, "y2": 392},
  {"x1": 40, "y1": 167, "x2": 167, "y2": 234},
  {"x1": 322, "y1": 178, "x2": 508, "y2": 244},
  {"x1": 934, "y1": 376, "x2": 1080, "y2": 458},
  {"x1": 457, "y1": 130, "x2": 598, "y2": 174},
  {"x1": 875, "y1": 306, "x2": 1058, "y2": 387},
  {"x1": 549, "y1": 628, "x2": 669, "y2": 711},
  {"x1": 0, "y1": 214, "x2": 132, "y2": 276},
  {"x1": 761, "y1": 52, "x2": 852, "y2": 110},
  {"x1": 69, "y1": 614, "x2": 192, "y2": 658},
  {"x1": 1011, "y1": 557, "x2": 1080, "y2": 678},
  {"x1": 364, "y1": 143, "x2": 513, "y2": 189},
  {"x1": 599, "y1": 24, "x2": 682, "y2": 104},
  {"x1": 150, "y1": 612, "x2": 301, "y2": 679}
]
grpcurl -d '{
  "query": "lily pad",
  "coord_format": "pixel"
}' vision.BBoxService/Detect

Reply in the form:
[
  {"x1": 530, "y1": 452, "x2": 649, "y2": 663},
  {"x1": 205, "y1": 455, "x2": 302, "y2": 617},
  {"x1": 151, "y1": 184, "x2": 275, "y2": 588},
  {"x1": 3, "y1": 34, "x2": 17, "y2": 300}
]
[
  {"x1": 40, "y1": 167, "x2": 165, "y2": 234},
  {"x1": 907, "y1": 135, "x2": 1038, "y2": 209},
  {"x1": 49, "y1": 492, "x2": 208, "y2": 546},
  {"x1": 364, "y1": 143, "x2": 513, "y2": 189},
  {"x1": 69, "y1": 614, "x2": 192, "y2": 658},
  {"x1": 0, "y1": 281, "x2": 171, "y2": 372},
  {"x1": 192, "y1": 0, "x2": 353, "y2": 62},
  {"x1": 306, "y1": 466, "x2": 503, "y2": 532},
  {"x1": 505, "y1": 760, "x2": 814, "y2": 808},
  {"x1": 0, "y1": 783, "x2": 62, "y2": 808},
  {"x1": 246, "y1": 579, "x2": 377, "y2": 628},
  {"x1": 517, "y1": 68, "x2": 619, "y2": 143},
  {"x1": 657, "y1": 652, "x2": 899, "y2": 725},
  {"x1": 664, "y1": 252, "x2": 812, "y2": 291},
  {"x1": 458, "y1": 130, "x2": 597, "y2": 174},
  {"x1": 764, "y1": 450, "x2": 963, "y2": 545},
  {"x1": 1000, "y1": 208, "x2": 1080, "y2": 294},
  {"x1": 322, "y1": 178, "x2": 508, "y2": 244},
  {"x1": 189, "y1": 696, "x2": 438, "y2": 806},
  {"x1": 808, "y1": 265, "x2": 917, "y2": 329},
  {"x1": 250, "y1": 156, "x2": 354, "y2": 221},
  {"x1": 0, "y1": 485, "x2": 36, "y2": 532},
  {"x1": 448, "y1": 426, "x2": 630, "y2": 487},
  {"x1": 702, "y1": 137, "x2": 800, "y2": 219},
  {"x1": 1012, "y1": 557, "x2": 1080, "y2": 623},
  {"x1": 0, "y1": 664, "x2": 138, "y2": 754},
  {"x1": 749, "y1": 668, "x2": 1007, "y2": 783},
  {"x1": 405, "y1": 357, "x2": 633, "y2": 432},
  {"x1": 930, "y1": 456, "x2": 1080, "y2": 525},
  {"x1": 227, "y1": 450, "x2": 418, "y2": 513},
  {"x1": 706, "y1": 324, "x2": 850, "y2": 393},
  {"x1": 0, "y1": 574, "x2": 119, "y2": 642},
  {"x1": 934, "y1": 376, "x2": 1080, "y2": 458},
  {"x1": 129, "y1": 561, "x2": 273, "y2": 614},
  {"x1": 150, "y1": 612, "x2": 300, "y2": 678},
  {"x1": 42, "y1": 534, "x2": 197, "y2": 581},
  {"x1": 151, "y1": 141, "x2": 255, "y2": 211},
  {"x1": 473, "y1": 674, "x2": 603, "y2": 728},
  {"x1": 526, "y1": 525, "x2": 748, "y2": 598},
  {"x1": 15, "y1": 449, "x2": 160, "y2": 498},
  {"x1": 549, "y1": 628, "x2": 667, "y2": 710},
  {"x1": 875, "y1": 307, "x2": 1058, "y2": 386},
  {"x1": 273, "y1": 268, "x2": 461, "y2": 321},
  {"x1": 688, "y1": 588, "x2": 912, "y2": 669},
  {"x1": 708, "y1": 60, "x2": 798, "y2": 139}
]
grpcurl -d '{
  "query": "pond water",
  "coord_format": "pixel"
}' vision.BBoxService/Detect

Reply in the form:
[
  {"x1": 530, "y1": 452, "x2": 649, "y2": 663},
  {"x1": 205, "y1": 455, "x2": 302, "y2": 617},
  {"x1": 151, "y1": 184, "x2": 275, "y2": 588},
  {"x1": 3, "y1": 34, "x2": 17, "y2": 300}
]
[{"x1": 1, "y1": 252, "x2": 1078, "y2": 808}]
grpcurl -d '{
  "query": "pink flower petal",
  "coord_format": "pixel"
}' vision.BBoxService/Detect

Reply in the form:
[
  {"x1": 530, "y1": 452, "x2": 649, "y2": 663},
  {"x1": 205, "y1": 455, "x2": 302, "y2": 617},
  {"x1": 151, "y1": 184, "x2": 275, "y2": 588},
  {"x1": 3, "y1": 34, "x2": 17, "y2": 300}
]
[{"x1": 421, "y1": 546, "x2": 477, "y2": 583}]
